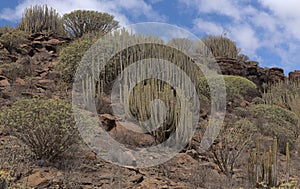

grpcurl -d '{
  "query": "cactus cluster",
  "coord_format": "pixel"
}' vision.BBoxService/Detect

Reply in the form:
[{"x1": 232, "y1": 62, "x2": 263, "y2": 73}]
[
  {"x1": 248, "y1": 137, "x2": 291, "y2": 188},
  {"x1": 18, "y1": 5, "x2": 64, "y2": 35},
  {"x1": 201, "y1": 35, "x2": 239, "y2": 59},
  {"x1": 77, "y1": 30, "x2": 203, "y2": 143},
  {"x1": 263, "y1": 80, "x2": 300, "y2": 127}
]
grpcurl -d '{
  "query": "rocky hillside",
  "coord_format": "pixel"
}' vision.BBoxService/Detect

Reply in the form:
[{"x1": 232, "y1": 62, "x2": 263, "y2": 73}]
[
  {"x1": 0, "y1": 33, "x2": 71, "y2": 107},
  {"x1": 0, "y1": 33, "x2": 294, "y2": 106},
  {"x1": 1, "y1": 33, "x2": 300, "y2": 189}
]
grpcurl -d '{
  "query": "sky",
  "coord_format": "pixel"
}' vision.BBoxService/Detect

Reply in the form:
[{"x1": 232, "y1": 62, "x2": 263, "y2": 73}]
[{"x1": 0, "y1": 0, "x2": 300, "y2": 74}]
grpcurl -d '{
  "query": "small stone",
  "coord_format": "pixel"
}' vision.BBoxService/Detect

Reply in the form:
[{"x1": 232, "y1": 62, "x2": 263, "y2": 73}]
[
  {"x1": 15, "y1": 78, "x2": 26, "y2": 85},
  {"x1": 0, "y1": 79, "x2": 10, "y2": 87}
]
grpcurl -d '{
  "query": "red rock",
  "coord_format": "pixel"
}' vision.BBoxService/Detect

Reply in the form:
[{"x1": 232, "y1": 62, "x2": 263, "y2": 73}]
[
  {"x1": 85, "y1": 151, "x2": 97, "y2": 161},
  {"x1": 21, "y1": 172, "x2": 48, "y2": 188},
  {"x1": 289, "y1": 70, "x2": 300, "y2": 81},
  {"x1": 239, "y1": 100, "x2": 250, "y2": 107},
  {"x1": 38, "y1": 79, "x2": 54, "y2": 85},
  {"x1": 44, "y1": 39, "x2": 61, "y2": 45},
  {"x1": 40, "y1": 71, "x2": 48, "y2": 78},
  {"x1": 0, "y1": 79, "x2": 10, "y2": 87},
  {"x1": 99, "y1": 114, "x2": 156, "y2": 147},
  {"x1": 15, "y1": 78, "x2": 26, "y2": 85}
]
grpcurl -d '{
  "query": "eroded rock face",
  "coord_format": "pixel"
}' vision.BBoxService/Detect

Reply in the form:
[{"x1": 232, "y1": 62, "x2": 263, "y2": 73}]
[
  {"x1": 289, "y1": 70, "x2": 300, "y2": 81},
  {"x1": 267, "y1": 67, "x2": 285, "y2": 82},
  {"x1": 0, "y1": 33, "x2": 71, "y2": 107},
  {"x1": 196, "y1": 56, "x2": 285, "y2": 91}
]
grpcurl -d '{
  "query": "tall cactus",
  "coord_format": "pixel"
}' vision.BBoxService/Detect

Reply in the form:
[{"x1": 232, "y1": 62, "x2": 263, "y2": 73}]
[
  {"x1": 18, "y1": 5, "x2": 64, "y2": 35},
  {"x1": 248, "y1": 137, "x2": 292, "y2": 188}
]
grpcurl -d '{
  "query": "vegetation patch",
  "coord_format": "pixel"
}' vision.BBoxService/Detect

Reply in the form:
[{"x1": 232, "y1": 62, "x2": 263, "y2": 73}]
[{"x1": 0, "y1": 98, "x2": 80, "y2": 162}]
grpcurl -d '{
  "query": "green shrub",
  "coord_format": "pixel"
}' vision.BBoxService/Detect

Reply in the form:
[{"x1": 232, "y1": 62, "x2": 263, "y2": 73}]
[
  {"x1": 263, "y1": 80, "x2": 300, "y2": 121},
  {"x1": 252, "y1": 97, "x2": 264, "y2": 104},
  {"x1": 0, "y1": 98, "x2": 80, "y2": 161},
  {"x1": 57, "y1": 33, "x2": 99, "y2": 83},
  {"x1": 18, "y1": 5, "x2": 64, "y2": 35},
  {"x1": 0, "y1": 63, "x2": 25, "y2": 81},
  {"x1": 0, "y1": 48, "x2": 10, "y2": 63},
  {"x1": 62, "y1": 10, "x2": 119, "y2": 38},
  {"x1": 0, "y1": 29, "x2": 28, "y2": 53},
  {"x1": 198, "y1": 75, "x2": 258, "y2": 103},
  {"x1": 250, "y1": 104, "x2": 299, "y2": 153}
]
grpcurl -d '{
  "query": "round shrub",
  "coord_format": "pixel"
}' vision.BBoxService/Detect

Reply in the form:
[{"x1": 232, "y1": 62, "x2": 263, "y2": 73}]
[
  {"x1": 224, "y1": 75, "x2": 258, "y2": 101},
  {"x1": 62, "y1": 10, "x2": 119, "y2": 38},
  {"x1": 252, "y1": 97, "x2": 265, "y2": 104},
  {"x1": 0, "y1": 98, "x2": 80, "y2": 161},
  {"x1": 0, "y1": 29, "x2": 28, "y2": 54},
  {"x1": 57, "y1": 34, "x2": 98, "y2": 83},
  {"x1": 250, "y1": 104, "x2": 299, "y2": 153},
  {"x1": 198, "y1": 75, "x2": 258, "y2": 103}
]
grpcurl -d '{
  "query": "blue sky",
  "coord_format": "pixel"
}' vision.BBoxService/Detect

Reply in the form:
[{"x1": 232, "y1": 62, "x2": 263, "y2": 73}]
[{"x1": 0, "y1": 0, "x2": 300, "y2": 74}]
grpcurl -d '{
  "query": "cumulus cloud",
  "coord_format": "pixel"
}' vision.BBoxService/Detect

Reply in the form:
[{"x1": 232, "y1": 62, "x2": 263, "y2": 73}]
[
  {"x1": 229, "y1": 24, "x2": 260, "y2": 56},
  {"x1": 178, "y1": 0, "x2": 300, "y2": 71},
  {"x1": 179, "y1": 0, "x2": 241, "y2": 20},
  {"x1": 258, "y1": 0, "x2": 300, "y2": 40},
  {"x1": 193, "y1": 18, "x2": 224, "y2": 36},
  {"x1": 0, "y1": 0, "x2": 166, "y2": 26}
]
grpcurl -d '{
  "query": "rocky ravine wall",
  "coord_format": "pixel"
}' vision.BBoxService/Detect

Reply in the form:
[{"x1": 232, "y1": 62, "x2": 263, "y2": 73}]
[
  {"x1": 202, "y1": 56, "x2": 286, "y2": 91},
  {"x1": 0, "y1": 33, "x2": 298, "y2": 103}
]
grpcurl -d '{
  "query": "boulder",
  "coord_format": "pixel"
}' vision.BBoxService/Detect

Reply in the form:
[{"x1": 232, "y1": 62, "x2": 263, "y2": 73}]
[
  {"x1": 0, "y1": 79, "x2": 10, "y2": 87},
  {"x1": 20, "y1": 172, "x2": 49, "y2": 188},
  {"x1": 15, "y1": 78, "x2": 26, "y2": 85},
  {"x1": 99, "y1": 114, "x2": 156, "y2": 147},
  {"x1": 44, "y1": 39, "x2": 61, "y2": 46}
]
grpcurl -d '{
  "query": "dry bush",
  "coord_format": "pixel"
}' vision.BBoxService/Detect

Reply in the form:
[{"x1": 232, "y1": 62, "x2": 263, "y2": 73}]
[
  {"x1": 0, "y1": 98, "x2": 80, "y2": 162},
  {"x1": 0, "y1": 28, "x2": 28, "y2": 54},
  {"x1": 0, "y1": 62, "x2": 28, "y2": 81},
  {"x1": 210, "y1": 118, "x2": 257, "y2": 177}
]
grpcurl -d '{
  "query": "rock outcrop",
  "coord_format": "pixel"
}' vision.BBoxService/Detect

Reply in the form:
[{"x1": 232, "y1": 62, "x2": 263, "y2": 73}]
[
  {"x1": 289, "y1": 70, "x2": 300, "y2": 81},
  {"x1": 0, "y1": 33, "x2": 71, "y2": 106},
  {"x1": 198, "y1": 56, "x2": 285, "y2": 91}
]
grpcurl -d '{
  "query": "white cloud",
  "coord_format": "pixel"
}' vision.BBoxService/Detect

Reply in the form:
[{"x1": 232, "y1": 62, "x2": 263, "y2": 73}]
[
  {"x1": 0, "y1": 0, "x2": 165, "y2": 26},
  {"x1": 115, "y1": 0, "x2": 166, "y2": 21},
  {"x1": 179, "y1": 0, "x2": 241, "y2": 20},
  {"x1": 228, "y1": 24, "x2": 260, "y2": 56},
  {"x1": 179, "y1": 0, "x2": 300, "y2": 71},
  {"x1": 258, "y1": 0, "x2": 300, "y2": 40},
  {"x1": 193, "y1": 19, "x2": 224, "y2": 35}
]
